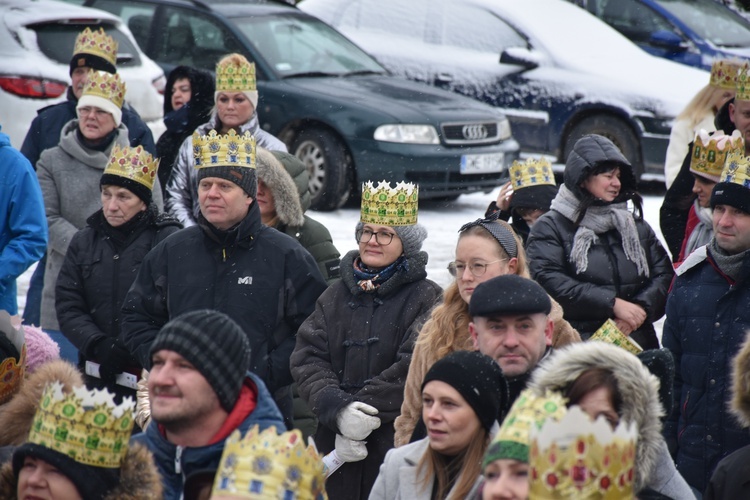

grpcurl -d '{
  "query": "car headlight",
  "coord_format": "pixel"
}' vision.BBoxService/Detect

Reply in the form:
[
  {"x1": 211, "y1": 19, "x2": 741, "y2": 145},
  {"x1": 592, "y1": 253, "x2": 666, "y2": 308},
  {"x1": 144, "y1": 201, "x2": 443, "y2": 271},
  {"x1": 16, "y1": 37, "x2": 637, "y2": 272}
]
[
  {"x1": 498, "y1": 118, "x2": 512, "y2": 140},
  {"x1": 374, "y1": 125, "x2": 439, "y2": 144}
]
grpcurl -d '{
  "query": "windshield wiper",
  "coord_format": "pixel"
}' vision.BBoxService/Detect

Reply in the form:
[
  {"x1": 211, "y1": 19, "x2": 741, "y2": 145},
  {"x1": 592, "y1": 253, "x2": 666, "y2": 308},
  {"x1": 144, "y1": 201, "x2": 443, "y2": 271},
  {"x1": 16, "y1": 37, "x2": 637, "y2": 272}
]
[
  {"x1": 282, "y1": 71, "x2": 340, "y2": 78},
  {"x1": 343, "y1": 70, "x2": 384, "y2": 76}
]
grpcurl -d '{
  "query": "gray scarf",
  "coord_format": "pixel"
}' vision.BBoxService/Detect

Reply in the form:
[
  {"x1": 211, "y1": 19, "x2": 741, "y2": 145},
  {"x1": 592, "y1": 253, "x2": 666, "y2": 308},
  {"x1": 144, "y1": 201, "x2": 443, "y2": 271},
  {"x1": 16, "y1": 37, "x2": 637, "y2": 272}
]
[
  {"x1": 550, "y1": 185, "x2": 649, "y2": 277},
  {"x1": 684, "y1": 200, "x2": 714, "y2": 259},
  {"x1": 709, "y1": 238, "x2": 750, "y2": 282}
]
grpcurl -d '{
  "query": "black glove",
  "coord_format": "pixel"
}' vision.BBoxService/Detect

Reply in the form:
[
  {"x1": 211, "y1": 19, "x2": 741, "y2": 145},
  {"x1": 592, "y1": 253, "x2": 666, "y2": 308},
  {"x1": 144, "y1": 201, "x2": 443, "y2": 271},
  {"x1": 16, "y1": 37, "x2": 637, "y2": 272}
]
[{"x1": 92, "y1": 338, "x2": 135, "y2": 385}]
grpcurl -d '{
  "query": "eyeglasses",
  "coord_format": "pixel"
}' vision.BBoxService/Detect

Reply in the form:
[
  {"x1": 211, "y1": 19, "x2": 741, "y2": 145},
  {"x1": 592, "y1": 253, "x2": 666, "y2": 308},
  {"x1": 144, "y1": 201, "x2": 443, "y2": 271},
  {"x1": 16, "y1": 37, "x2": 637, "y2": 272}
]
[
  {"x1": 356, "y1": 228, "x2": 395, "y2": 245},
  {"x1": 77, "y1": 107, "x2": 110, "y2": 119},
  {"x1": 447, "y1": 259, "x2": 505, "y2": 278}
]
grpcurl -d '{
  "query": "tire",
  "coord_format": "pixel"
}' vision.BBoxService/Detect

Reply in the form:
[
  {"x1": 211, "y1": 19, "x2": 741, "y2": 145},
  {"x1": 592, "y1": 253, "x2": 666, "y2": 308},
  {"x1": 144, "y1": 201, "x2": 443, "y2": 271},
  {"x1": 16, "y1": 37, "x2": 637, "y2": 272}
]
[
  {"x1": 292, "y1": 128, "x2": 350, "y2": 211},
  {"x1": 563, "y1": 115, "x2": 642, "y2": 179}
]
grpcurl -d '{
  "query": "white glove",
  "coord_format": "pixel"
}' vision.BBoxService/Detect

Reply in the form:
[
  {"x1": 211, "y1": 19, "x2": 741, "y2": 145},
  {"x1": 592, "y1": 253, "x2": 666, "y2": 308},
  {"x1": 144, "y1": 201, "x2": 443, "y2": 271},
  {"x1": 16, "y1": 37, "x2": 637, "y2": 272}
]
[
  {"x1": 335, "y1": 434, "x2": 368, "y2": 462},
  {"x1": 336, "y1": 401, "x2": 381, "y2": 441}
]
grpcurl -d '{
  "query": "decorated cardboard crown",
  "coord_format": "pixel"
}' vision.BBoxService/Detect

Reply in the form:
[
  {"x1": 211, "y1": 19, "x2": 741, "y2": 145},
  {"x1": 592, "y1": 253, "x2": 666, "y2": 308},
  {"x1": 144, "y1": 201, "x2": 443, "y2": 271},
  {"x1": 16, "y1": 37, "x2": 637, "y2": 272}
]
[
  {"x1": 216, "y1": 57, "x2": 257, "y2": 92},
  {"x1": 211, "y1": 426, "x2": 327, "y2": 500},
  {"x1": 720, "y1": 150, "x2": 750, "y2": 188},
  {"x1": 737, "y1": 63, "x2": 750, "y2": 101},
  {"x1": 710, "y1": 60, "x2": 741, "y2": 89},
  {"x1": 690, "y1": 129, "x2": 744, "y2": 182},
  {"x1": 0, "y1": 344, "x2": 25, "y2": 405},
  {"x1": 589, "y1": 319, "x2": 643, "y2": 355},
  {"x1": 509, "y1": 157, "x2": 556, "y2": 191},
  {"x1": 529, "y1": 405, "x2": 638, "y2": 499},
  {"x1": 360, "y1": 180, "x2": 419, "y2": 226},
  {"x1": 28, "y1": 383, "x2": 135, "y2": 468},
  {"x1": 81, "y1": 71, "x2": 126, "y2": 109},
  {"x1": 73, "y1": 27, "x2": 118, "y2": 67},
  {"x1": 193, "y1": 129, "x2": 257, "y2": 169},
  {"x1": 104, "y1": 145, "x2": 159, "y2": 190}
]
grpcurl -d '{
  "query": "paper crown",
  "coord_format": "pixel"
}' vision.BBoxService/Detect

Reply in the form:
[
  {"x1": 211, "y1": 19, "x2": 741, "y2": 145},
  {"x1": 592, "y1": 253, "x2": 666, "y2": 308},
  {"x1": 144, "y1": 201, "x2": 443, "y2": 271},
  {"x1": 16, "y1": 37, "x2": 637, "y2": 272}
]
[
  {"x1": 0, "y1": 344, "x2": 25, "y2": 405},
  {"x1": 529, "y1": 406, "x2": 638, "y2": 499},
  {"x1": 719, "y1": 150, "x2": 750, "y2": 188},
  {"x1": 690, "y1": 129, "x2": 744, "y2": 182},
  {"x1": 73, "y1": 27, "x2": 118, "y2": 68},
  {"x1": 589, "y1": 319, "x2": 643, "y2": 355},
  {"x1": 28, "y1": 383, "x2": 135, "y2": 468},
  {"x1": 360, "y1": 180, "x2": 419, "y2": 226},
  {"x1": 216, "y1": 58, "x2": 257, "y2": 92},
  {"x1": 710, "y1": 60, "x2": 741, "y2": 89},
  {"x1": 193, "y1": 129, "x2": 257, "y2": 169},
  {"x1": 212, "y1": 426, "x2": 327, "y2": 500},
  {"x1": 104, "y1": 145, "x2": 159, "y2": 190},
  {"x1": 737, "y1": 63, "x2": 750, "y2": 101},
  {"x1": 509, "y1": 157, "x2": 556, "y2": 191},
  {"x1": 81, "y1": 70, "x2": 126, "y2": 109}
]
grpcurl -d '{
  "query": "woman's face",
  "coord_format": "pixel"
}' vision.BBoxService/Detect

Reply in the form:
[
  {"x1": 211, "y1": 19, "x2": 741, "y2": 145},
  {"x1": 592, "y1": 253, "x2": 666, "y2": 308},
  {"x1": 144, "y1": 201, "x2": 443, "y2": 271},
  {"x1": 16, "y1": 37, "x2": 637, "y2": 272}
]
[
  {"x1": 255, "y1": 179, "x2": 277, "y2": 223},
  {"x1": 77, "y1": 106, "x2": 116, "y2": 141},
  {"x1": 171, "y1": 77, "x2": 192, "y2": 111},
  {"x1": 422, "y1": 380, "x2": 482, "y2": 456},
  {"x1": 578, "y1": 386, "x2": 620, "y2": 428},
  {"x1": 216, "y1": 91, "x2": 254, "y2": 130},
  {"x1": 17, "y1": 456, "x2": 83, "y2": 500},
  {"x1": 357, "y1": 224, "x2": 403, "y2": 268},
  {"x1": 101, "y1": 185, "x2": 147, "y2": 227},
  {"x1": 482, "y1": 459, "x2": 530, "y2": 500},
  {"x1": 582, "y1": 167, "x2": 621, "y2": 203},
  {"x1": 454, "y1": 234, "x2": 516, "y2": 304}
]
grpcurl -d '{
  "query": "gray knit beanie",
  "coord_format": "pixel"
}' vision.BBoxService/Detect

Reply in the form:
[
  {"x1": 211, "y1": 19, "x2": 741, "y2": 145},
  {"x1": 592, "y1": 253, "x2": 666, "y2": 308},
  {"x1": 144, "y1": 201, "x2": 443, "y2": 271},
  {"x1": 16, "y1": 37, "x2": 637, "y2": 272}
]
[
  {"x1": 355, "y1": 221, "x2": 427, "y2": 258},
  {"x1": 149, "y1": 309, "x2": 251, "y2": 412},
  {"x1": 197, "y1": 165, "x2": 257, "y2": 198}
]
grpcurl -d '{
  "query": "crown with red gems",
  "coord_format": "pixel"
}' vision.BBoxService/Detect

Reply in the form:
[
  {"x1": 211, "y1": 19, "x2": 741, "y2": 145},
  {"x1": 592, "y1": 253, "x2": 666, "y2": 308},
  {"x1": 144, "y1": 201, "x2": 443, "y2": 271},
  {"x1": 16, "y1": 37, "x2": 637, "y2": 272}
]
[
  {"x1": 80, "y1": 71, "x2": 126, "y2": 109},
  {"x1": 710, "y1": 60, "x2": 741, "y2": 89},
  {"x1": 72, "y1": 27, "x2": 118, "y2": 67},
  {"x1": 104, "y1": 145, "x2": 159, "y2": 190},
  {"x1": 360, "y1": 180, "x2": 419, "y2": 226}
]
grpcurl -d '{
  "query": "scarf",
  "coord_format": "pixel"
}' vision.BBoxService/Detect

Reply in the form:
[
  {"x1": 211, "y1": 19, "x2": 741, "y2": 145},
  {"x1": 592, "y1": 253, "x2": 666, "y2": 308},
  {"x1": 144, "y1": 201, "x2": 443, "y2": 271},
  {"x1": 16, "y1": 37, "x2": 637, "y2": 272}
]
[
  {"x1": 352, "y1": 256, "x2": 407, "y2": 292},
  {"x1": 550, "y1": 185, "x2": 649, "y2": 277},
  {"x1": 163, "y1": 102, "x2": 192, "y2": 134},
  {"x1": 101, "y1": 209, "x2": 150, "y2": 251},
  {"x1": 75, "y1": 127, "x2": 118, "y2": 152},
  {"x1": 709, "y1": 238, "x2": 750, "y2": 282},
  {"x1": 684, "y1": 200, "x2": 714, "y2": 258}
]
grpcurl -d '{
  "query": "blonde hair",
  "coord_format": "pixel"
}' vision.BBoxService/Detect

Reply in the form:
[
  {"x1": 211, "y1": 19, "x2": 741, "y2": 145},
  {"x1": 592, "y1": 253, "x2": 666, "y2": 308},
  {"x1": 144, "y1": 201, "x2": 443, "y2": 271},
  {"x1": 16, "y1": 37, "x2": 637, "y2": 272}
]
[
  {"x1": 676, "y1": 83, "x2": 735, "y2": 127},
  {"x1": 417, "y1": 429, "x2": 490, "y2": 499}
]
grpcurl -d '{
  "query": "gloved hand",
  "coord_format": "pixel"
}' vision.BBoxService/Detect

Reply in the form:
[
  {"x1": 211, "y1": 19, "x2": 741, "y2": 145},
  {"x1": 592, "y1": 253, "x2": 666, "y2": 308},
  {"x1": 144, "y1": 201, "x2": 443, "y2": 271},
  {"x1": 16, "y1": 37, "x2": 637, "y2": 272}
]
[
  {"x1": 336, "y1": 401, "x2": 381, "y2": 441},
  {"x1": 334, "y1": 434, "x2": 368, "y2": 462},
  {"x1": 92, "y1": 337, "x2": 135, "y2": 385}
]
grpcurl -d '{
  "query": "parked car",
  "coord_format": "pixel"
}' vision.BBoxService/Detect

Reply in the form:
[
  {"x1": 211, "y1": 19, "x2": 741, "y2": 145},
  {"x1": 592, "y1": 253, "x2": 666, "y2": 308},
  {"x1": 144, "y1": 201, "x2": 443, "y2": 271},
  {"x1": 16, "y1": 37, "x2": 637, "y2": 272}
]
[
  {"x1": 63, "y1": 0, "x2": 519, "y2": 210},
  {"x1": 301, "y1": 0, "x2": 709, "y2": 180},
  {"x1": 569, "y1": 0, "x2": 750, "y2": 70},
  {"x1": 0, "y1": 0, "x2": 165, "y2": 149}
]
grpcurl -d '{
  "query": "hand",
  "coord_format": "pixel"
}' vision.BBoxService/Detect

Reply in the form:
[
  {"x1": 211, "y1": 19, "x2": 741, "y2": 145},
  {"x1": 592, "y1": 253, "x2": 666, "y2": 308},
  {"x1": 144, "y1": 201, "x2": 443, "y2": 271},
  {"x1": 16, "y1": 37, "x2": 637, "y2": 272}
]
[
  {"x1": 334, "y1": 434, "x2": 368, "y2": 462},
  {"x1": 613, "y1": 298, "x2": 647, "y2": 331},
  {"x1": 93, "y1": 338, "x2": 135, "y2": 384},
  {"x1": 614, "y1": 318, "x2": 635, "y2": 336},
  {"x1": 495, "y1": 181, "x2": 514, "y2": 212},
  {"x1": 336, "y1": 402, "x2": 381, "y2": 441}
]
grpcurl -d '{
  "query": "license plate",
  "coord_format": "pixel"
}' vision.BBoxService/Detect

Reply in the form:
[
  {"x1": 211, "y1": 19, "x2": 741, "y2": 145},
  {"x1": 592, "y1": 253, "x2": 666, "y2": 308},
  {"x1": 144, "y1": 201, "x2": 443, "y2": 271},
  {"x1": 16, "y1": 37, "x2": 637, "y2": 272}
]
[{"x1": 460, "y1": 153, "x2": 504, "y2": 174}]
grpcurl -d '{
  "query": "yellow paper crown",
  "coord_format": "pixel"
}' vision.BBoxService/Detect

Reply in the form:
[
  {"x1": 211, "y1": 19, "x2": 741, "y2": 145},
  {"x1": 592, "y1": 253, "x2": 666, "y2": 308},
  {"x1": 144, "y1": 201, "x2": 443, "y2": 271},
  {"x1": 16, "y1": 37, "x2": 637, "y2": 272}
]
[
  {"x1": 529, "y1": 406, "x2": 638, "y2": 499},
  {"x1": 216, "y1": 58, "x2": 257, "y2": 92},
  {"x1": 28, "y1": 383, "x2": 135, "y2": 468},
  {"x1": 719, "y1": 151, "x2": 750, "y2": 188},
  {"x1": 736, "y1": 63, "x2": 750, "y2": 101},
  {"x1": 81, "y1": 71, "x2": 126, "y2": 109},
  {"x1": 509, "y1": 157, "x2": 556, "y2": 191},
  {"x1": 360, "y1": 180, "x2": 419, "y2": 226},
  {"x1": 710, "y1": 60, "x2": 741, "y2": 89},
  {"x1": 212, "y1": 426, "x2": 327, "y2": 500},
  {"x1": 104, "y1": 145, "x2": 159, "y2": 190},
  {"x1": 73, "y1": 27, "x2": 118, "y2": 68},
  {"x1": 690, "y1": 129, "x2": 744, "y2": 182},
  {"x1": 193, "y1": 129, "x2": 257, "y2": 170},
  {"x1": 0, "y1": 344, "x2": 25, "y2": 405}
]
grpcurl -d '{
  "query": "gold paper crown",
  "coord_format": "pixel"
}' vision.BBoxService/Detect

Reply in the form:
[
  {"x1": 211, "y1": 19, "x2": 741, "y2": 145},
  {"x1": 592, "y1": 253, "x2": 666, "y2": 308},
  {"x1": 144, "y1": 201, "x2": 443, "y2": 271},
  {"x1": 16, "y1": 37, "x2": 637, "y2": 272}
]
[
  {"x1": 690, "y1": 129, "x2": 744, "y2": 182},
  {"x1": 104, "y1": 145, "x2": 159, "y2": 190},
  {"x1": 0, "y1": 344, "x2": 25, "y2": 405},
  {"x1": 28, "y1": 383, "x2": 135, "y2": 468},
  {"x1": 736, "y1": 63, "x2": 750, "y2": 101},
  {"x1": 193, "y1": 129, "x2": 257, "y2": 170},
  {"x1": 212, "y1": 426, "x2": 327, "y2": 500},
  {"x1": 509, "y1": 157, "x2": 556, "y2": 191},
  {"x1": 216, "y1": 58, "x2": 257, "y2": 92},
  {"x1": 73, "y1": 27, "x2": 118, "y2": 68},
  {"x1": 360, "y1": 180, "x2": 419, "y2": 226},
  {"x1": 529, "y1": 406, "x2": 638, "y2": 499},
  {"x1": 589, "y1": 319, "x2": 643, "y2": 355},
  {"x1": 710, "y1": 60, "x2": 741, "y2": 89},
  {"x1": 720, "y1": 151, "x2": 750, "y2": 188},
  {"x1": 81, "y1": 71, "x2": 126, "y2": 109}
]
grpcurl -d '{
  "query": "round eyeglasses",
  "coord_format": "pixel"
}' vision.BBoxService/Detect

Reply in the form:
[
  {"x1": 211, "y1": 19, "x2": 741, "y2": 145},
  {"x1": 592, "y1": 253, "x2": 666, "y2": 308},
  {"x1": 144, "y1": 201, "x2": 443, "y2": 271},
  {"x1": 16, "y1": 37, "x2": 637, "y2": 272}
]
[
  {"x1": 447, "y1": 259, "x2": 506, "y2": 278},
  {"x1": 356, "y1": 228, "x2": 395, "y2": 246}
]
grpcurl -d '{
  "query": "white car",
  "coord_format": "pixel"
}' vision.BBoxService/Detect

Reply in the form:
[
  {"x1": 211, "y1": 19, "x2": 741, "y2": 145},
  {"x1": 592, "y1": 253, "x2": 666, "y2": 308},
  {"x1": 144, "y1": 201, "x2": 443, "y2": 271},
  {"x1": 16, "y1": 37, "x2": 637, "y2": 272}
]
[{"x1": 0, "y1": 0, "x2": 165, "y2": 149}]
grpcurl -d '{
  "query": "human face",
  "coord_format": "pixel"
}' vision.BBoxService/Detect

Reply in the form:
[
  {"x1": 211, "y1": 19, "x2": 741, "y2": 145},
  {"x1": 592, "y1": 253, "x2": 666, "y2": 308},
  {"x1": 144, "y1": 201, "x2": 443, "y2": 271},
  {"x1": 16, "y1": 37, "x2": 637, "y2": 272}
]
[
  {"x1": 217, "y1": 92, "x2": 254, "y2": 131},
  {"x1": 77, "y1": 106, "x2": 116, "y2": 141},
  {"x1": 101, "y1": 185, "x2": 147, "y2": 227},
  {"x1": 71, "y1": 67, "x2": 90, "y2": 100},
  {"x1": 17, "y1": 456, "x2": 83, "y2": 500},
  {"x1": 470, "y1": 313, "x2": 553, "y2": 378},
  {"x1": 198, "y1": 177, "x2": 253, "y2": 230},
  {"x1": 712, "y1": 204, "x2": 750, "y2": 254},
  {"x1": 691, "y1": 175, "x2": 716, "y2": 208},
  {"x1": 577, "y1": 386, "x2": 620, "y2": 428},
  {"x1": 171, "y1": 78, "x2": 192, "y2": 110},
  {"x1": 482, "y1": 459, "x2": 530, "y2": 500},
  {"x1": 730, "y1": 99, "x2": 750, "y2": 152},
  {"x1": 422, "y1": 380, "x2": 482, "y2": 456},
  {"x1": 516, "y1": 208, "x2": 545, "y2": 227},
  {"x1": 255, "y1": 179, "x2": 276, "y2": 224},
  {"x1": 357, "y1": 224, "x2": 404, "y2": 268},
  {"x1": 582, "y1": 167, "x2": 621, "y2": 202},
  {"x1": 455, "y1": 234, "x2": 517, "y2": 304}
]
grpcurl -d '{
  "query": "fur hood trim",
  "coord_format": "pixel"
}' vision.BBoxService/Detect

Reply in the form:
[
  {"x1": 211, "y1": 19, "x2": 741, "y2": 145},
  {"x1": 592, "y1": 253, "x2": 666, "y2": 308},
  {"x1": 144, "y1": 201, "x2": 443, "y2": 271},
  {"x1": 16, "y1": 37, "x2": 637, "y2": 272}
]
[
  {"x1": 730, "y1": 330, "x2": 750, "y2": 427},
  {"x1": 256, "y1": 148, "x2": 305, "y2": 227},
  {"x1": 527, "y1": 342, "x2": 664, "y2": 491}
]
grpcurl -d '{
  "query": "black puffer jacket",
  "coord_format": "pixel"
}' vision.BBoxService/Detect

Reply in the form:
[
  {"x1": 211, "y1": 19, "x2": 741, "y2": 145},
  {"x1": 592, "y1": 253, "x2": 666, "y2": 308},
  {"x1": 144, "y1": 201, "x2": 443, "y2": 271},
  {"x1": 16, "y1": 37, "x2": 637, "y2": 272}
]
[{"x1": 526, "y1": 135, "x2": 673, "y2": 349}]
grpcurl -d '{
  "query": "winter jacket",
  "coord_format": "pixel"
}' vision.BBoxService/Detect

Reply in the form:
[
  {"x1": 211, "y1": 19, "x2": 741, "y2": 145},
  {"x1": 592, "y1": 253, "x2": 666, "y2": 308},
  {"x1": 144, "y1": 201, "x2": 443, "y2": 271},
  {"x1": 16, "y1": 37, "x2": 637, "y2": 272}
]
[
  {"x1": 132, "y1": 372, "x2": 284, "y2": 500},
  {"x1": 663, "y1": 245, "x2": 750, "y2": 493},
  {"x1": 291, "y1": 249, "x2": 442, "y2": 499},
  {"x1": 0, "y1": 128, "x2": 47, "y2": 315},
  {"x1": 528, "y1": 342, "x2": 694, "y2": 498},
  {"x1": 165, "y1": 114, "x2": 287, "y2": 227},
  {"x1": 21, "y1": 87, "x2": 155, "y2": 169}
]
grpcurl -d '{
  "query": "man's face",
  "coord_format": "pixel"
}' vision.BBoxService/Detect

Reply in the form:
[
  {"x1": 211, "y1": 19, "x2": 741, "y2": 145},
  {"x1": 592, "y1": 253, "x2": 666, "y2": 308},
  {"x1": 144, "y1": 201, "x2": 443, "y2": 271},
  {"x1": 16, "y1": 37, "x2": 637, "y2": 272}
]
[
  {"x1": 470, "y1": 313, "x2": 553, "y2": 378},
  {"x1": 712, "y1": 204, "x2": 750, "y2": 254},
  {"x1": 71, "y1": 67, "x2": 91, "y2": 100},
  {"x1": 198, "y1": 176, "x2": 253, "y2": 230},
  {"x1": 692, "y1": 175, "x2": 717, "y2": 208},
  {"x1": 730, "y1": 99, "x2": 750, "y2": 152}
]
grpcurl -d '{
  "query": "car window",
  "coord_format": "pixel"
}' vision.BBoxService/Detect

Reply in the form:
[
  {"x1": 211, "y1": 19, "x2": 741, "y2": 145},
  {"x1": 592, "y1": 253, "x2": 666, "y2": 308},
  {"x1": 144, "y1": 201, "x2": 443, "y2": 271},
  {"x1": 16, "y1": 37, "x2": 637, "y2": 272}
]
[
  {"x1": 592, "y1": 0, "x2": 674, "y2": 43},
  {"x1": 84, "y1": 0, "x2": 157, "y2": 52},
  {"x1": 442, "y1": 3, "x2": 526, "y2": 52},
  {"x1": 336, "y1": 0, "x2": 429, "y2": 42},
  {"x1": 654, "y1": 0, "x2": 750, "y2": 47},
  {"x1": 31, "y1": 22, "x2": 142, "y2": 67}
]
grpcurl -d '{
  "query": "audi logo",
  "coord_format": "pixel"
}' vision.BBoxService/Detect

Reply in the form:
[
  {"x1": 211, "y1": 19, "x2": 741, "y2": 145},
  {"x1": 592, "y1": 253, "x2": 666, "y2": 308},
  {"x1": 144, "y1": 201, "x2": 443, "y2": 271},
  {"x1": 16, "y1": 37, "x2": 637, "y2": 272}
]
[{"x1": 462, "y1": 124, "x2": 489, "y2": 140}]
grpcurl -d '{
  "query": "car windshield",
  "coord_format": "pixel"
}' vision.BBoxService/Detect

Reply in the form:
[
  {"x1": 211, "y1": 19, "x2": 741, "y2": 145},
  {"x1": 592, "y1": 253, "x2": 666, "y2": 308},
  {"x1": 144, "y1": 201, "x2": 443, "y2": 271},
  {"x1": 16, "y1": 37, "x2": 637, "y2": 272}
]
[
  {"x1": 654, "y1": 0, "x2": 750, "y2": 47},
  {"x1": 29, "y1": 22, "x2": 142, "y2": 67},
  {"x1": 231, "y1": 14, "x2": 385, "y2": 78}
]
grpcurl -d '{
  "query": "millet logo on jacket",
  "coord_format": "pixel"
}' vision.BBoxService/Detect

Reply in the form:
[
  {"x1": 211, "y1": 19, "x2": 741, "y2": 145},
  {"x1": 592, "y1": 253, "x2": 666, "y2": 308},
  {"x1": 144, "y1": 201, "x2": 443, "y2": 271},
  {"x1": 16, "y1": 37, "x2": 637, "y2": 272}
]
[{"x1": 238, "y1": 276, "x2": 253, "y2": 285}]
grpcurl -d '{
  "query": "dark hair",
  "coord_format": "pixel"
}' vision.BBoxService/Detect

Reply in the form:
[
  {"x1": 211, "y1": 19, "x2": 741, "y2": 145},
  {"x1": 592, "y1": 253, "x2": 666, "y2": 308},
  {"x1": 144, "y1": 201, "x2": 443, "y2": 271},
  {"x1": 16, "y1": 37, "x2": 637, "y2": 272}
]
[
  {"x1": 575, "y1": 162, "x2": 643, "y2": 226},
  {"x1": 564, "y1": 367, "x2": 622, "y2": 417}
]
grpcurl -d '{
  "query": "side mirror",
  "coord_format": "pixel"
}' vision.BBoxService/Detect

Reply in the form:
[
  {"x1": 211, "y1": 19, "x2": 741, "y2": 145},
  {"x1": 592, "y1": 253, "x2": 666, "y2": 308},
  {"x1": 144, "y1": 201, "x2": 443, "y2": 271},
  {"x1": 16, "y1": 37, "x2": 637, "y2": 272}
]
[
  {"x1": 649, "y1": 30, "x2": 687, "y2": 52},
  {"x1": 499, "y1": 47, "x2": 541, "y2": 69}
]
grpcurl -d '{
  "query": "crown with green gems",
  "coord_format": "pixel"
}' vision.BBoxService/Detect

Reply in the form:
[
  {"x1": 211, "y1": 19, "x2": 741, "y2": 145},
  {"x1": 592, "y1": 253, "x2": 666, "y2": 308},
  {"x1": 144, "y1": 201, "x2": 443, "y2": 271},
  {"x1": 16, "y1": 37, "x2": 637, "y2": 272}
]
[
  {"x1": 73, "y1": 27, "x2": 118, "y2": 67},
  {"x1": 104, "y1": 145, "x2": 159, "y2": 190},
  {"x1": 27, "y1": 383, "x2": 135, "y2": 468},
  {"x1": 509, "y1": 157, "x2": 556, "y2": 191},
  {"x1": 736, "y1": 62, "x2": 750, "y2": 101},
  {"x1": 193, "y1": 129, "x2": 256, "y2": 169},
  {"x1": 216, "y1": 58, "x2": 256, "y2": 92},
  {"x1": 81, "y1": 71, "x2": 126, "y2": 109},
  {"x1": 360, "y1": 180, "x2": 419, "y2": 226},
  {"x1": 690, "y1": 129, "x2": 744, "y2": 182}
]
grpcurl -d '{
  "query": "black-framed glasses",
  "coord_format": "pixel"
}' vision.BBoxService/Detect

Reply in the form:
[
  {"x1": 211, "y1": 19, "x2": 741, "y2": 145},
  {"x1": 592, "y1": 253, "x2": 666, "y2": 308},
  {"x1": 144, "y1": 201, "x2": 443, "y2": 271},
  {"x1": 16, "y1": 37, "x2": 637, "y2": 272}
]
[
  {"x1": 356, "y1": 228, "x2": 395, "y2": 245},
  {"x1": 447, "y1": 259, "x2": 506, "y2": 278}
]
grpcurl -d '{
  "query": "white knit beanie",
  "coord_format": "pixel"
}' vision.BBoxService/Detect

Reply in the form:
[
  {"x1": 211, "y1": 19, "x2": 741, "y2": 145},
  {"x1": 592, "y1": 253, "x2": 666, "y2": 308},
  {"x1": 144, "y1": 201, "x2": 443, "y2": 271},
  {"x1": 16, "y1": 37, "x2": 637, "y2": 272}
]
[{"x1": 76, "y1": 95, "x2": 122, "y2": 126}]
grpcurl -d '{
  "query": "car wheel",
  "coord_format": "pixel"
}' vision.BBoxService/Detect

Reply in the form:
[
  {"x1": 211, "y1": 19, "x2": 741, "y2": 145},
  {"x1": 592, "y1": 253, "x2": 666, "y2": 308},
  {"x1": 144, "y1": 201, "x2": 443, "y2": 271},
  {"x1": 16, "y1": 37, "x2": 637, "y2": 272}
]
[
  {"x1": 292, "y1": 129, "x2": 351, "y2": 211},
  {"x1": 563, "y1": 115, "x2": 642, "y2": 178}
]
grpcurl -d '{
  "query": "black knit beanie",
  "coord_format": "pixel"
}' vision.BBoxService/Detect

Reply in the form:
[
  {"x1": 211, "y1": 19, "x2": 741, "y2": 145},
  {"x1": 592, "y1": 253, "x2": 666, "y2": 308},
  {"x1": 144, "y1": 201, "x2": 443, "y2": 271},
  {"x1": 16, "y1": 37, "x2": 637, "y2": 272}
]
[
  {"x1": 69, "y1": 53, "x2": 116, "y2": 76},
  {"x1": 422, "y1": 351, "x2": 508, "y2": 431},
  {"x1": 100, "y1": 173, "x2": 152, "y2": 205},
  {"x1": 711, "y1": 181, "x2": 750, "y2": 214},
  {"x1": 149, "y1": 310, "x2": 251, "y2": 412},
  {"x1": 198, "y1": 165, "x2": 258, "y2": 198}
]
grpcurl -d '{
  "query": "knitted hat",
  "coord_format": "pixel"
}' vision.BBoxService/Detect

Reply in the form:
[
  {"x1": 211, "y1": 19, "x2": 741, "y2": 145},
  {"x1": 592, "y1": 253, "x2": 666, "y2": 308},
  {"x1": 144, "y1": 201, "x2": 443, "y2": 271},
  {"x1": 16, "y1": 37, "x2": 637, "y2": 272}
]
[
  {"x1": 149, "y1": 310, "x2": 251, "y2": 412},
  {"x1": 469, "y1": 274, "x2": 551, "y2": 318},
  {"x1": 193, "y1": 129, "x2": 257, "y2": 197},
  {"x1": 354, "y1": 220, "x2": 427, "y2": 258},
  {"x1": 69, "y1": 27, "x2": 118, "y2": 76},
  {"x1": 711, "y1": 150, "x2": 750, "y2": 213},
  {"x1": 422, "y1": 351, "x2": 508, "y2": 431},
  {"x1": 21, "y1": 324, "x2": 60, "y2": 374},
  {"x1": 76, "y1": 71, "x2": 126, "y2": 127}
]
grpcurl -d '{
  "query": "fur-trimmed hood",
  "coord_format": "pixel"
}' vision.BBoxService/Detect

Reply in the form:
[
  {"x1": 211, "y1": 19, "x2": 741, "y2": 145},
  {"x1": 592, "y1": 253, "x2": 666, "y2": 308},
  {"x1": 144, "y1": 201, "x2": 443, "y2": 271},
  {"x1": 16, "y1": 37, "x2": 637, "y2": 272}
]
[
  {"x1": 731, "y1": 330, "x2": 750, "y2": 427},
  {"x1": 527, "y1": 342, "x2": 664, "y2": 491},
  {"x1": 255, "y1": 148, "x2": 305, "y2": 227}
]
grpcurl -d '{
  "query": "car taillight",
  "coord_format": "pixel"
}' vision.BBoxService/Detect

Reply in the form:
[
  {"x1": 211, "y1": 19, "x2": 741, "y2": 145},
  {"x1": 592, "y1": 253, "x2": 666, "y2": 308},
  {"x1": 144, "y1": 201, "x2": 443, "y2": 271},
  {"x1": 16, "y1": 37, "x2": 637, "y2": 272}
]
[
  {"x1": 152, "y1": 74, "x2": 166, "y2": 95},
  {"x1": 0, "y1": 77, "x2": 67, "y2": 99}
]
